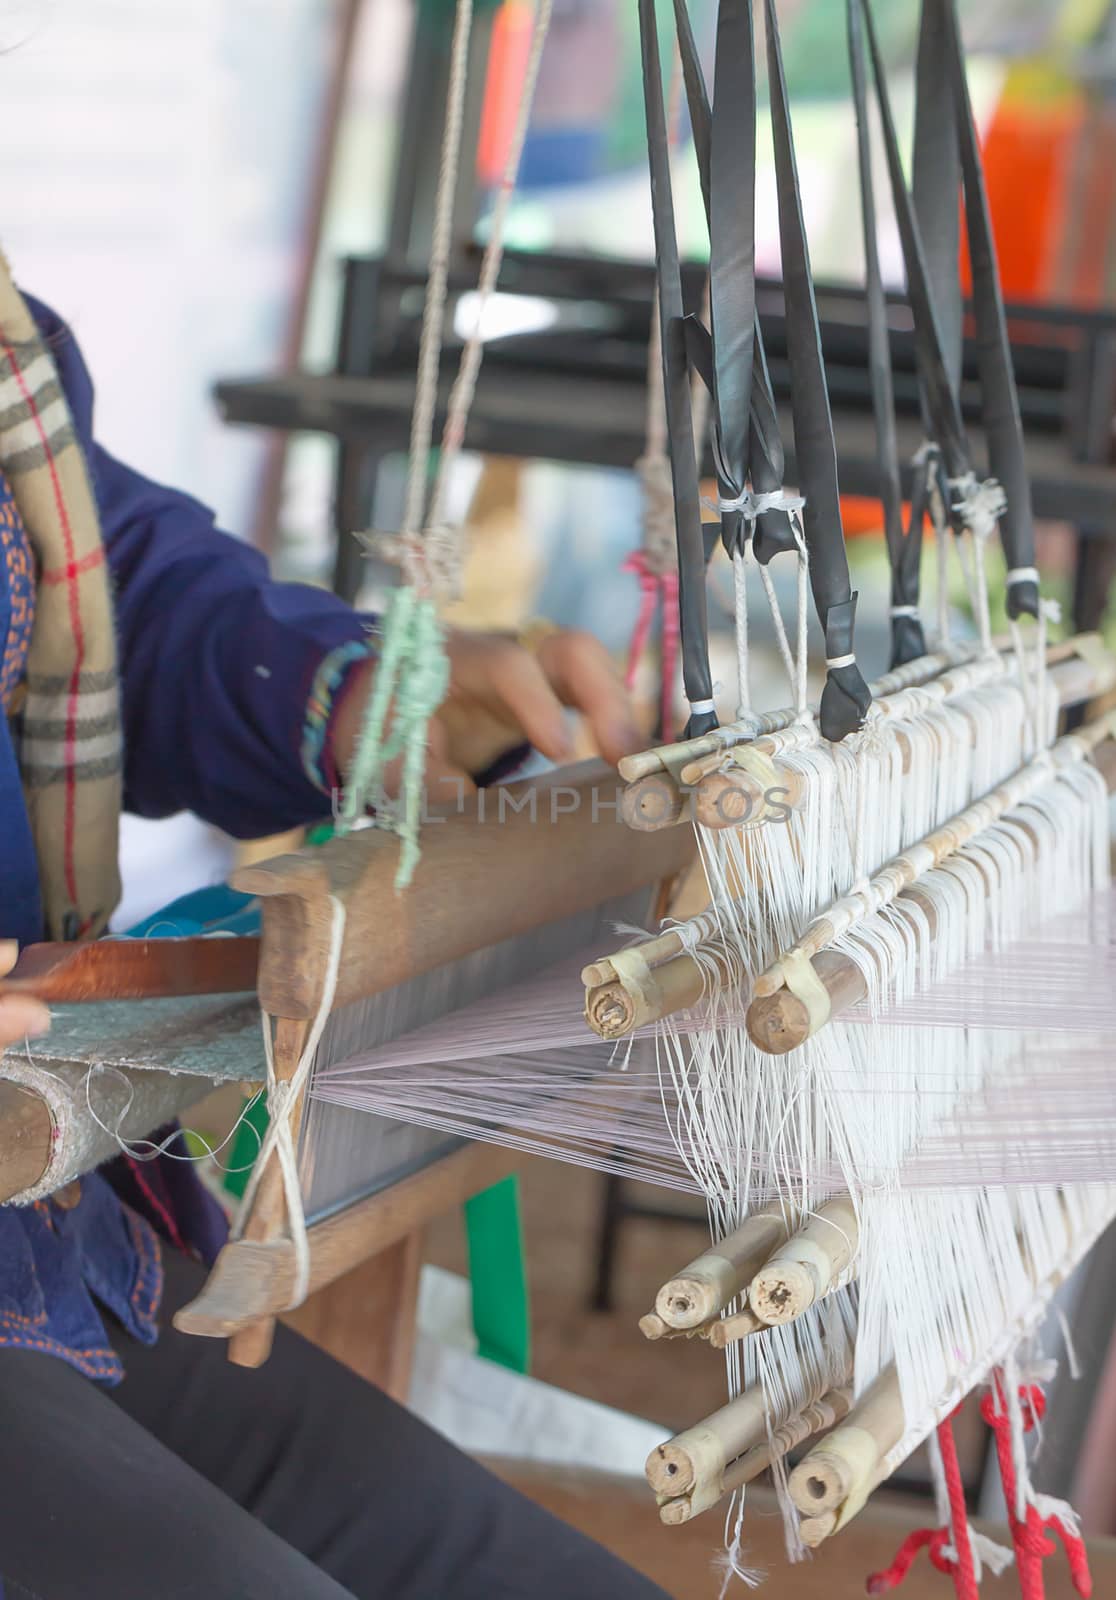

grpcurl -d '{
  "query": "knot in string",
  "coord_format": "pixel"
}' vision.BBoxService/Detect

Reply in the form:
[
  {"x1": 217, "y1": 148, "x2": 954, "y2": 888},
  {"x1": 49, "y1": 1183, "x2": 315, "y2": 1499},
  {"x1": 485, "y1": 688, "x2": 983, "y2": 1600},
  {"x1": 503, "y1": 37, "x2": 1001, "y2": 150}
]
[
  {"x1": 949, "y1": 472, "x2": 1007, "y2": 542},
  {"x1": 367, "y1": 527, "x2": 464, "y2": 605},
  {"x1": 704, "y1": 485, "x2": 806, "y2": 522}
]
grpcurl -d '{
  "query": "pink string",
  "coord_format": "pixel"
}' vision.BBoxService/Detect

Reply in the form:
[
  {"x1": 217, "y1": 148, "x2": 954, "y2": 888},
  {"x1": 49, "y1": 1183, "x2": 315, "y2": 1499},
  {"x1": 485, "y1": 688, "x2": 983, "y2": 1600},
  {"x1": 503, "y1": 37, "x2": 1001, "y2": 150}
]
[{"x1": 623, "y1": 552, "x2": 678, "y2": 743}]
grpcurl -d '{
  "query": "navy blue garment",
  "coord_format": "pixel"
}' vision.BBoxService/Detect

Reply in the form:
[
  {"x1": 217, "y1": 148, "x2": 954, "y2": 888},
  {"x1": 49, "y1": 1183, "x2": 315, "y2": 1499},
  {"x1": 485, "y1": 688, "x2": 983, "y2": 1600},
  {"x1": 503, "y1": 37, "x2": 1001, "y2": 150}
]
[{"x1": 0, "y1": 295, "x2": 377, "y2": 1381}]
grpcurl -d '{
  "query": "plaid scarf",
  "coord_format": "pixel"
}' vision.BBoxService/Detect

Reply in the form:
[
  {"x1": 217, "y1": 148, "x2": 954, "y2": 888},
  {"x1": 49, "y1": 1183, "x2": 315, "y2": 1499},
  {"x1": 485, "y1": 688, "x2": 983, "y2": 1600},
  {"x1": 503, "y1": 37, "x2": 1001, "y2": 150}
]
[{"x1": 0, "y1": 255, "x2": 121, "y2": 938}]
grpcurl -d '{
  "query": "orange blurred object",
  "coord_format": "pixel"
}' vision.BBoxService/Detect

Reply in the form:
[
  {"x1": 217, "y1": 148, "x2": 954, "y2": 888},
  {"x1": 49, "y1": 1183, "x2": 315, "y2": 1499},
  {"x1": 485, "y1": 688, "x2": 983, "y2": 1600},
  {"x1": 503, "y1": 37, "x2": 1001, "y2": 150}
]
[
  {"x1": 961, "y1": 96, "x2": 1082, "y2": 303},
  {"x1": 476, "y1": 0, "x2": 535, "y2": 187},
  {"x1": 841, "y1": 494, "x2": 905, "y2": 538}
]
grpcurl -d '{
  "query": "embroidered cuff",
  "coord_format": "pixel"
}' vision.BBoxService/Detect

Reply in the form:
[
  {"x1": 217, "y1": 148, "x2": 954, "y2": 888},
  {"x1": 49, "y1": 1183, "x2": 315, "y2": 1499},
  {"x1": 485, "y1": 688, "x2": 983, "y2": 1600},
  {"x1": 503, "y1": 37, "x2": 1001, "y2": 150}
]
[{"x1": 301, "y1": 636, "x2": 378, "y2": 797}]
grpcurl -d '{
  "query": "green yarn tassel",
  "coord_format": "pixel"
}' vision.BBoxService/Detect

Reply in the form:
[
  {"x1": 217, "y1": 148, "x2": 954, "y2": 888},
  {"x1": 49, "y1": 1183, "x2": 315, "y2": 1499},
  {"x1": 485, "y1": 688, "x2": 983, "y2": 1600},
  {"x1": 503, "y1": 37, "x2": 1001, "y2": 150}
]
[{"x1": 340, "y1": 585, "x2": 450, "y2": 889}]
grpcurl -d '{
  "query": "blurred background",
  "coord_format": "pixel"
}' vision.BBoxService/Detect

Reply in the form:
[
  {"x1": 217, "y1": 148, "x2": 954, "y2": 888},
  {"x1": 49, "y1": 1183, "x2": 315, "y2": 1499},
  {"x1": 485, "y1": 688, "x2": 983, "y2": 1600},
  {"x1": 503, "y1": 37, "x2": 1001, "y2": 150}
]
[{"x1": 6, "y1": 0, "x2": 1116, "y2": 1578}]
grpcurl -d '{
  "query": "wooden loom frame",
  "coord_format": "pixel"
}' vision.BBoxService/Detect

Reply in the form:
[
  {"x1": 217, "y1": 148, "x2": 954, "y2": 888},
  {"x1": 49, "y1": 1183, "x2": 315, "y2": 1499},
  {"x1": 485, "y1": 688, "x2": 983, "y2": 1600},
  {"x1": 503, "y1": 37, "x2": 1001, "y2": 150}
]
[{"x1": 157, "y1": 758, "x2": 697, "y2": 1370}]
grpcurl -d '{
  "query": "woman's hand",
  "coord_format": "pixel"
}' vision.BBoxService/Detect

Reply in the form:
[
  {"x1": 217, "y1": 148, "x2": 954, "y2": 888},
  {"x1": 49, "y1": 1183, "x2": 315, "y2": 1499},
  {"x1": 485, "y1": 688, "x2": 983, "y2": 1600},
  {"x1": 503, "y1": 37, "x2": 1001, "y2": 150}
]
[
  {"x1": 0, "y1": 942, "x2": 50, "y2": 1050},
  {"x1": 330, "y1": 625, "x2": 644, "y2": 803}
]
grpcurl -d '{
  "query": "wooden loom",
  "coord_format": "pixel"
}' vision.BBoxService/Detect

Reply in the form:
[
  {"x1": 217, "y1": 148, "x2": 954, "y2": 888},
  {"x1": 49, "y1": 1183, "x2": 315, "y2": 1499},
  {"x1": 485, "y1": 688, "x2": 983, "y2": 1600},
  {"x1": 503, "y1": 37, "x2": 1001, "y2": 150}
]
[{"x1": 0, "y1": 760, "x2": 694, "y2": 1380}]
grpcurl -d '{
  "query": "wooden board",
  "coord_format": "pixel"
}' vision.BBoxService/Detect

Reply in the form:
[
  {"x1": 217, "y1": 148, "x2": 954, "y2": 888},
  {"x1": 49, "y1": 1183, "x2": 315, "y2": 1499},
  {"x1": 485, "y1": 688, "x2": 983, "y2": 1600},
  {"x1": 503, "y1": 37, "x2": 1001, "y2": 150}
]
[{"x1": 491, "y1": 1467, "x2": 1116, "y2": 1599}]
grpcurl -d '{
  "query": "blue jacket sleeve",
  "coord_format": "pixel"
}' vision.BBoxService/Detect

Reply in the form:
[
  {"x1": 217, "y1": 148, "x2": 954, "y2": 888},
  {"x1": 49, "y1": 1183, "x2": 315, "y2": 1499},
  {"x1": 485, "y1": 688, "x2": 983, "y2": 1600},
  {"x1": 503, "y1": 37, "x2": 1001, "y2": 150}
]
[{"x1": 28, "y1": 296, "x2": 374, "y2": 838}]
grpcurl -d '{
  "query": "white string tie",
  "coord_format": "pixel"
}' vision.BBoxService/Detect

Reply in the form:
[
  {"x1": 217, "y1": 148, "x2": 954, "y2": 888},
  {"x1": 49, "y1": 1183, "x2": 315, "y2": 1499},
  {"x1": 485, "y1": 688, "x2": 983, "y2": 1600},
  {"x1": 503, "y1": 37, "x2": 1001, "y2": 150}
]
[
  {"x1": 233, "y1": 896, "x2": 347, "y2": 1310},
  {"x1": 950, "y1": 472, "x2": 1007, "y2": 542},
  {"x1": 706, "y1": 486, "x2": 806, "y2": 520},
  {"x1": 890, "y1": 604, "x2": 919, "y2": 619},
  {"x1": 1006, "y1": 566, "x2": 1040, "y2": 588}
]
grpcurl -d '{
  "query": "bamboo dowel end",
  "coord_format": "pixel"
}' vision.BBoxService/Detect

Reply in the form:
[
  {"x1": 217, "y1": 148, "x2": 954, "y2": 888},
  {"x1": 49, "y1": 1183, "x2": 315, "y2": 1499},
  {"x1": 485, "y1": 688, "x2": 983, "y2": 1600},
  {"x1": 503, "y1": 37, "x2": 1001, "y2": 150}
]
[
  {"x1": 799, "y1": 1509, "x2": 838, "y2": 1548},
  {"x1": 659, "y1": 1499, "x2": 692, "y2": 1527},
  {"x1": 788, "y1": 1453, "x2": 852, "y2": 1517},
  {"x1": 584, "y1": 981, "x2": 639, "y2": 1039},
  {"x1": 745, "y1": 990, "x2": 811, "y2": 1055},
  {"x1": 646, "y1": 1443, "x2": 695, "y2": 1498},
  {"x1": 655, "y1": 1275, "x2": 721, "y2": 1329},
  {"x1": 620, "y1": 774, "x2": 686, "y2": 832},
  {"x1": 748, "y1": 1259, "x2": 816, "y2": 1326},
  {"x1": 706, "y1": 1307, "x2": 764, "y2": 1347}
]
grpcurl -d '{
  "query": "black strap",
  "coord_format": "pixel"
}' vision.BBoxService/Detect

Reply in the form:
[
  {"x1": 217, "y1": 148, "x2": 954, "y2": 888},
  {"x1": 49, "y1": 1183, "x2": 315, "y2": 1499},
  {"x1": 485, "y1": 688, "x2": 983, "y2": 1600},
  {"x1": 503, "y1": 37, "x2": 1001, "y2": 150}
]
[
  {"x1": 637, "y1": 0, "x2": 717, "y2": 735},
  {"x1": 938, "y1": 0, "x2": 1038, "y2": 621},
  {"x1": 672, "y1": 0, "x2": 797, "y2": 566},
  {"x1": 846, "y1": 0, "x2": 925, "y2": 667},
  {"x1": 765, "y1": 0, "x2": 870, "y2": 741},
  {"x1": 912, "y1": 0, "x2": 963, "y2": 404},
  {"x1": 858, "y1": 0, "x2": 971, "y2": 494},
  {"x1": 706, "y1": 0, "x2": 756, "y2": 562}
]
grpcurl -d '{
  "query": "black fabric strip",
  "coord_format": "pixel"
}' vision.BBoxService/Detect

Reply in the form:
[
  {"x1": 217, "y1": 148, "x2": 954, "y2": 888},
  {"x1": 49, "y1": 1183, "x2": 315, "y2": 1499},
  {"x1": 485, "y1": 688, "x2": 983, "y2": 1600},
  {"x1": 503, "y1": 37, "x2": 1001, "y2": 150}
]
[
  {"x1": 859, "y1": 0, "x2": 971, "y2": 493},
  {"x1": 912, "y1": 0, "x2": 963, "y2": 403},
  {"x1": 938, "y1": 0, "x2": 1038, "y2": 620},
  {"x1": 707, "y1": 0, "x2": 757, "y2": 561},
  {"x1": 638, "y1": 0, "x2": 717, "y2": 735},
  {"x1": 846, "y1": 0, "x2": 925, "y2": 666},
  {"x1": 765, "y1": 0, "x2": 870, "y2": 740},
  {"x1": 671, "y1": 0, "x2": 796, "y2": 566},
  {"x1": 748, "y1": 317, "x2": 798, "y2": 564}
]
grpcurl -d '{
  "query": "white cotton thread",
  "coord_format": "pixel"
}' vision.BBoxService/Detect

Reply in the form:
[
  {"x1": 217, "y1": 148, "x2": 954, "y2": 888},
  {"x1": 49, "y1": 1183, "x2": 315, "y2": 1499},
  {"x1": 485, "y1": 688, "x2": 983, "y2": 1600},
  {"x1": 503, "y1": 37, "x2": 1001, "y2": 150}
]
[
  {"x1": 890, "y1": 605, "x2": 919, "y2": 619},
  {"x1": 233, "y1": 896, "x2": 347, "y2": 1309},
  {"x1": 826, "y1": 653, "x2": 855, "y2": 671},
  {"x1": 713, "y1": 486, "x2": 805, "y2": 519},
  {"x1": 82, "y1": 1064, "x2": 266, "y2": 1175}
]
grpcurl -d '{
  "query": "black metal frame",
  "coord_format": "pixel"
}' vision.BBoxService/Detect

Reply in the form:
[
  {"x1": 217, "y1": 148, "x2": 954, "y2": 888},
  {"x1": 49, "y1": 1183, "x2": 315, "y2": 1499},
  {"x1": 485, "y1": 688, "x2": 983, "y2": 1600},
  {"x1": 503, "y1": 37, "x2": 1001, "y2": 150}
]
[{"x1": 219, "y1": 245, "x2": 1116, "y2": 610}]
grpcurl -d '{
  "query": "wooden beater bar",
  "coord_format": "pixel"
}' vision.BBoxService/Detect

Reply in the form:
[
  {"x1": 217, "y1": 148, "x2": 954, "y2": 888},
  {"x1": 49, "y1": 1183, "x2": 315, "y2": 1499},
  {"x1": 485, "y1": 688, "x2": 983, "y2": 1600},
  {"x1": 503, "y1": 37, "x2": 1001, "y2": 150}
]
[{"x1": 175, "y1": 760, "x2": 696, "y2": 1363}]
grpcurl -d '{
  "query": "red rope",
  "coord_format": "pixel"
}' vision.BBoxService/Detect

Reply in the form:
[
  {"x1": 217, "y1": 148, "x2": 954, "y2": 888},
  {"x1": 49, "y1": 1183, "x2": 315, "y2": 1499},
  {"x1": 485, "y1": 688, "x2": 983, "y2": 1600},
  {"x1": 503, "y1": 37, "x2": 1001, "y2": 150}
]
[
  {"x1": 623, "y1": 553, "x2": 678, "y2": 743},
  {"x1": 867, "y1": 1527, "x2": 941, "y2": 1593},
  {"x1": 979, "y1": 1374, "x2": 1093, "y2": 1600},
  {"x1": 937, "y1": 1414, "x2": 980, "y2": 1600},
  {"x1": 864, "y1": 1413, "x2": 978, "y2": 1599}
]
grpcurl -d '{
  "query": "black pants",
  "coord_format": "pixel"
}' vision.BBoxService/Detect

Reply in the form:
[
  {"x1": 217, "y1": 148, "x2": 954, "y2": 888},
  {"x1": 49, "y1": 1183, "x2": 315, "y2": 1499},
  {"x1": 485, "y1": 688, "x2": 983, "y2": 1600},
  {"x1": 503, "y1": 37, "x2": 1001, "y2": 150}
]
[{"x1": 0, "y1": 1251, "x2": 669, "y2": 1599}]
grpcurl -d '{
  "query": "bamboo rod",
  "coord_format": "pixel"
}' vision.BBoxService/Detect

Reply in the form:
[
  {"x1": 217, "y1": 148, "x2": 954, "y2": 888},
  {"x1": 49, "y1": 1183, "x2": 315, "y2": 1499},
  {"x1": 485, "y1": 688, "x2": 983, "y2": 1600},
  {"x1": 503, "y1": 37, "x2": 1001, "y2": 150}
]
[
  {"x1": 619, "y1": 772, "x2": 688, "y2": 831},
  {"x1": 619, "y1": 634, "x2": 1112, "y2": 833},
  {"x1": 653, "y1": 1205, "x2": 791, "y2": 1329},
  {"x1": 704, "y1": 1306, "x2": 765, "y2": 1347},
  {"x1": 787, "y1": 1367, "x2": 903, "y2": 1520},
  {"x1": 747, "y1": 1196, "x2": 858, "y2": 1326},
  {"x1": 590, "y1": 712, "x2": 1116, "y2": 1046},
  {"x1": 655, "y1": 1386, "x2": 854, "y2": 1526},
  {"x1": 759, "y1": 708, "x2": 1116, "y2": 985},
  {"x1": 799, "y1": 1509, "x2": 838, "y2": 1548},
  {"x1": 690, "y1": 643, "x2": 1115, "y2": 834},
  {"x1": 645, "y1": 1388, "x2": 768, "y2": 1510}
]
